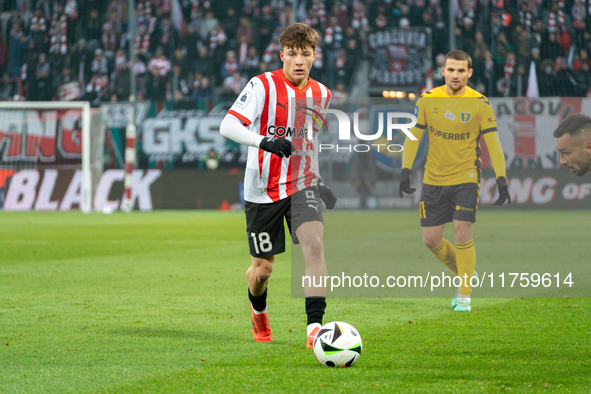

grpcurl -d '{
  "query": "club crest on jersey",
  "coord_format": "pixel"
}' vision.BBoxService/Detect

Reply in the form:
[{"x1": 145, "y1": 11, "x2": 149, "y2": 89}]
[
  {"x1": 460, "y1": 112, "x2": 472, "y2": 123},
  {"x1": 444, "y1": 110, "x2": 456, "y2": 121},
  {"x1": 233, "y1": 91, "x2": 252, "y2": 109}
]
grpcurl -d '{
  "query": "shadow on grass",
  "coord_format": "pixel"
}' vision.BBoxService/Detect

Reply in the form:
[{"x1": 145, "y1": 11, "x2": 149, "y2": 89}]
[{"x1": 106, "y1": 325, "x2": 237, "y2": 342}]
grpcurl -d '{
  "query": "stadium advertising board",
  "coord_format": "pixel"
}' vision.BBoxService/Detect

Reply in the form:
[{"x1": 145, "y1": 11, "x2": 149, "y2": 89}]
[
  {"x1": 322, "y1": 169, "x2": 591, "y2": 210},
  {"x1": 488, "y1": 97, "x2": 591, "y2": 170},
  {"x1": 1, "y1": 169, "x2": 245, "y2": 211},
  {"x1": 2, "y1": 169, "x2": 161, "y2": 211},
  {"x1": 4, "y1": 167, "x2": 588, "y2": 211},
  {"x1": 480, "y1": 169, "x2": 591, "y2": 209},
  {"x1": 0, "y1": 108, "x2": 83, "y2": 164},
  {"x1": 100, "y1": 102, "x2": 149, "y2": 128},
  {"x1": 138, "y1": 109, "x2": 245, "y2": 168},
  {"x1": 367, "y1": 27, "x2": 432, "y2": 88}
]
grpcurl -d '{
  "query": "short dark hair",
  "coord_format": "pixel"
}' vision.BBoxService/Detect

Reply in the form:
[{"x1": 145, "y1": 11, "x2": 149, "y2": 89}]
[
  {"x1": 279, "y1": 23, "x2": 319, "y2": 51},
  {"x1": 444, "y1": 50, "x2": 472, "y2": 69},
  {"x1": 553, "y1": 114, "x2": 591, "y2": 138}
]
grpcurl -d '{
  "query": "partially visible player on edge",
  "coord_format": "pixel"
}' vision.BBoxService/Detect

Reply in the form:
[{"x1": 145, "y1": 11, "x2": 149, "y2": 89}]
[
  {"x1": 554, "y1": 114, "x2": 591, "y2": 176},
  {"x1": 219, "y1": 23, "x2": 336, "y2": 347},
  {"x1": 399, "y1": 50, "x2": 510, "y2": 312}
]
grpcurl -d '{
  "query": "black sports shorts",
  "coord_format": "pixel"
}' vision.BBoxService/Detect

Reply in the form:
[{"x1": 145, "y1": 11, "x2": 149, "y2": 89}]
[
  {"x1": 419, "y1": 183, "x2": 479, "y2": 227},
  {"x1": 245, "y1": 187, "x2": 324, "y2": 258}
]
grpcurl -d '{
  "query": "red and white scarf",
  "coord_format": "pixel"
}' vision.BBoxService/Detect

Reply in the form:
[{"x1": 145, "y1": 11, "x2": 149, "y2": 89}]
[
  {"x1": 209, "y1": 29, "x2": 226, "y2": 52},
  {"x1": 519, "y1": 10, "x2": 532, "y2": 31},
  {"x1": 86, "y1": 76, "x2": 108, "y2": 93},
  {"x1": 49, "y1": 12, "x2": 68, "y2": 54},
  {"x1": 149, "y1": 56, "x2": 171, "y2": 77},
  {"x1": 133, "y1": 32, "x2": 151, "y2": 53},
  {"x1": 313, "y1": 0, "x2": 326, "y2": 27},
  {"x1": 547, "y1": 10, "x2": 565, "y2": 33},
  {"x1": 314, "y1": 45, "x2": 323, "y2": 68},
  {"x1": 375, "y1": 14, "x2": 388, "y2": 28},
  {"x1": 352, "y1": 5, "x2": 368, "y2": 30},
  {"x1": 504, "y1": 58, "x2": 515, "y2": 78},
  {"x1": 30, "y1": 16, "x2": 47, "y2": 33},
  {"x1": 304, "y1": 15, "x2": 319, "y2": 27}
]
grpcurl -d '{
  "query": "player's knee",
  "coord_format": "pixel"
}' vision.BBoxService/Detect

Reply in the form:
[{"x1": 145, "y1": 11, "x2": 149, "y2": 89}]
[
  {"x1": 252, "y1": 259, "x2": 273, "y2": 282},
  {"x1": 255, "y1": 267, "x2": 272, "y2": 282},
  {"x1": 304, "y1": 237, "x2": 324, "y2": 258},
  {"x1": 422, "y1": 235, "x2": 441, "y2": 250}
]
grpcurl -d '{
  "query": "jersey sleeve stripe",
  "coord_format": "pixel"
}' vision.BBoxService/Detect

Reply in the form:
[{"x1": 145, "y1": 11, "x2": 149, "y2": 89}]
[
  {"x1": 481, "y1": 127, "x2": 497, "y2": 134},
  {"x1": 227, "y1": 110, "x2": 251, "y2": 126},
  {"x1": 415, "y1": 124, "x2": 427, "y2": 129}
]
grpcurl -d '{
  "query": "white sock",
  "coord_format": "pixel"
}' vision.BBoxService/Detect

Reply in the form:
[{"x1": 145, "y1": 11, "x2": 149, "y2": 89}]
[
  {"x1": 458, "y1": 294, "x2": 470, "y2": 300},
  {"x1": 251, "y1": 304, "x2": 267, "y2": 314},
  {"x1": 307, "y1": 323, "x2": 321, "y2": 337}
]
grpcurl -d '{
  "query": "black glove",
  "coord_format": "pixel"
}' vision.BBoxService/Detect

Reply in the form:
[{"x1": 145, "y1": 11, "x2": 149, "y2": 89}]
[
  {"x1": 318, "y1": 180, "x2": 337, "y2": 209},
  {"x1": 398, "y1": 168, "x2": 416, "y2": 198},
  {"x1": 494, "y1": 176, "x2": 511, "y2": 206},
  {"x1": 259, "y1": 137, "x2": 293, "y2": 158}
]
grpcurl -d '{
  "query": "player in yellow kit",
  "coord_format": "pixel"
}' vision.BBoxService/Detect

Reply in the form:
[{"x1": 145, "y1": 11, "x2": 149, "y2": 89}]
[{"x1": 399, "y1": 50, "x2": 511, "y2": 312}]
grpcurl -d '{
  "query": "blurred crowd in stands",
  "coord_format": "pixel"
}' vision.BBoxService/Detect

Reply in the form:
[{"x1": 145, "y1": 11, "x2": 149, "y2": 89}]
[{"x1": 0, "y1": 0, "x2": 590, "y2": 105}]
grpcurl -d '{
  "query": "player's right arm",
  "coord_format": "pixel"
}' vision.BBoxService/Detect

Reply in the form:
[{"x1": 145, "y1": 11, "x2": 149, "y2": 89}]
[
  {"x1": 399, "y1": 99, "x2": 427, "y2": 197},
  {"x1": 479, "y1": 99, "x2": 511, "y2": 205},
  {"x1": 220, "y1": 77, "x2": 293, "y2": 158},
  {"x1": 401, "y1": 99, "x2": 427, "y2": 171}
]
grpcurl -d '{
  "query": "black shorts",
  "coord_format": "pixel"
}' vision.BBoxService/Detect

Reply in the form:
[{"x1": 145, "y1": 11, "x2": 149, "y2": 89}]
[
  {"x1": 419, "y1": 183, "x2": 479, "y2": 227},
  {"x1": 245, "y1": 187, "x2": 324, "y2": 258}
]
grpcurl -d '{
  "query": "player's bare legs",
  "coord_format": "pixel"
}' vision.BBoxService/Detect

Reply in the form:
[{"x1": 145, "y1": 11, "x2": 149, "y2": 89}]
[
  {"x1": 296, "y1": 220, "x2": 327, "y2": 347},
  {"x1": 247, "y1": 255, "x2": 274, "y2": 342},
  {"x1": 247, "y1": 255, "x2": 274, "y2": 296},
  {"x1": 296, "y1": 221, "x2": 327, "y2": 298},
  {"x1": 452, "y1": 220, "x2": 473, "y2": 244},
  {"x1": 421, "y1": 224, "x2": 445, "y2": 250}
]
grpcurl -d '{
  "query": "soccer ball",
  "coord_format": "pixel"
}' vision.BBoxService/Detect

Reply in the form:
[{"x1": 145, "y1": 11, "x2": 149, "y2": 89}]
[{"x1": 313, "y1": 321, "x2": 362, "y2": 367}]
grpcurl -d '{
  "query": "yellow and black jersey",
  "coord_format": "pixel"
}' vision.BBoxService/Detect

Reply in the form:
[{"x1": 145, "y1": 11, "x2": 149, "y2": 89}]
[{"x1": 402, "y1": 85, "x2": 507, "y2": 186}]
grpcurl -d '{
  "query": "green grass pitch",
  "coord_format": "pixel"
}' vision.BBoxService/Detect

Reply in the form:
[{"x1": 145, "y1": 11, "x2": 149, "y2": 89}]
[{"x1": 1, "y1": 210, "x2": 590, "y2": 393}]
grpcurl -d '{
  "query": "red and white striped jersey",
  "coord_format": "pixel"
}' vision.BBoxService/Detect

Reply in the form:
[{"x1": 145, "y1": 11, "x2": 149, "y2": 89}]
[{"x1": 228, "y1": 69, "x2": 331, "y2": 203}]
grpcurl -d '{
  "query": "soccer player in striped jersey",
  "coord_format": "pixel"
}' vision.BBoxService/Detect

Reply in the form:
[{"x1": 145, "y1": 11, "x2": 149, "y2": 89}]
[
  {"x1": 220, "y1": 23, "x2": 335, "y2": 347},
  {"x1": 554, "y1": 114, "x2": 591, "y2": 177},
  {"x1": 400, "y1": 50, "x2": 511, "y2": 312}
]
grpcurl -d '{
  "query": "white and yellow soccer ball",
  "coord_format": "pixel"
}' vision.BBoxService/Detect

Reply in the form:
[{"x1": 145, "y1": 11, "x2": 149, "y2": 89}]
[{"x1": 313, "y1": 321, "x2": 362, "y2": 367}]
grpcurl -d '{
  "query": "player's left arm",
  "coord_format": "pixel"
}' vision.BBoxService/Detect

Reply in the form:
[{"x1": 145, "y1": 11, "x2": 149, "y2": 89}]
[
  {"x1": 317, "y1": 88, "x2": 337, "y2": 209},
  {"x1": 480, "y1": 100, "x2": 511, "y2": 205}
]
